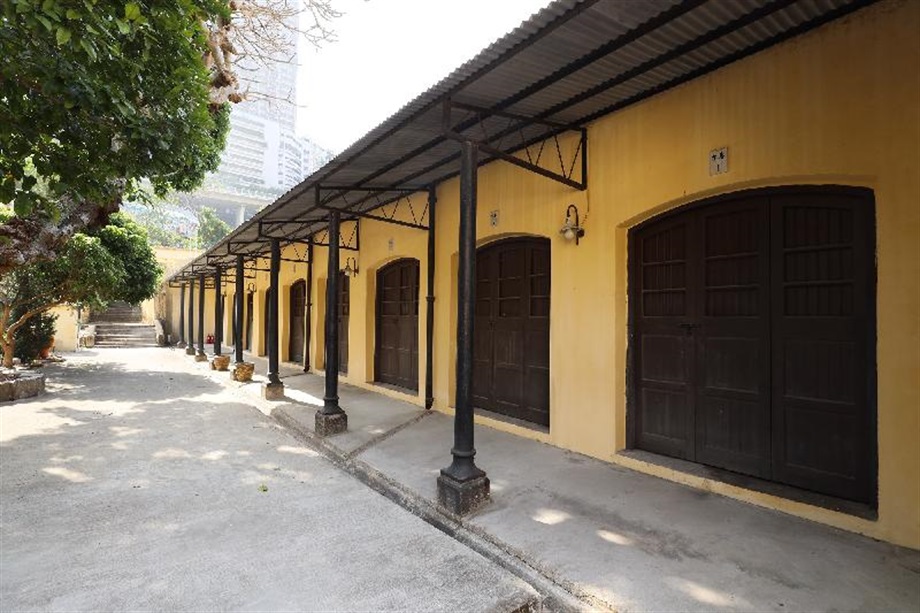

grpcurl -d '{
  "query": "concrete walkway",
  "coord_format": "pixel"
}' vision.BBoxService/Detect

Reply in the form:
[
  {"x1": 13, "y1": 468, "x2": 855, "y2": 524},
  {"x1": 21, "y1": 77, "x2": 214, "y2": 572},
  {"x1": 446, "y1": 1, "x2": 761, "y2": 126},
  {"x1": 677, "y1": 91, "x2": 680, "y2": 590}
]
[
  {"x1": 0, "y1": 349, "x2": 538, "y2": 611},
  {"x1": 222, "y1": 348, "x2": 920, "y2": 612},
  {"x1": 4, "y1": 348, "x2": 919, "y2": 612}
]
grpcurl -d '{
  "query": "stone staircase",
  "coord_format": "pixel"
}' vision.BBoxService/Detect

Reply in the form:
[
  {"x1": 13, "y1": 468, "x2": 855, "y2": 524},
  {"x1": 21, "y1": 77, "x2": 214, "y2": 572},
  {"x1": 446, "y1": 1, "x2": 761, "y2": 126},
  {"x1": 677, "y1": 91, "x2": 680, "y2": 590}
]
[
  {"x1": 91, "y1": 301, "x2": 143, "y2": 324},
  {"x1": 91, "y1": 302, "x2": 157, "y2": 347},
  {"x1": 92, "y1": 323, "x2": 158, "y2": 348}
]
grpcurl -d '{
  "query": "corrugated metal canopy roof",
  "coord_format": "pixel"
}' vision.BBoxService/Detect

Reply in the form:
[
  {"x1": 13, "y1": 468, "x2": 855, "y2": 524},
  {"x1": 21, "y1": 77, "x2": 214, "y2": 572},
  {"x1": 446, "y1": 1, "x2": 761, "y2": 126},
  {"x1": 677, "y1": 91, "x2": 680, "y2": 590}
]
[{"x1": 172, "y1": 0, "x2": 875, "y2": 281}]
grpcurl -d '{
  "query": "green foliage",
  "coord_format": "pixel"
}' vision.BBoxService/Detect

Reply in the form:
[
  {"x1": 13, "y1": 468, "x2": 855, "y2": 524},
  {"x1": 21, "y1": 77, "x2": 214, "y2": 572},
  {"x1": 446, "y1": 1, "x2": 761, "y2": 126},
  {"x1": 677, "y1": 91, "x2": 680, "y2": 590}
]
[
  {"x1": 94, "y1": 212, "x2": 162, "y2": 304},
  {"x1": 197, "y1": 207, "x2": 231, "y2": 249},
  {"x1": 4, "y1": 233, "x2": 127, "y2": 314},
  {"x1": 0, "y1": 0, "x2": 231, "y2": 217},
  {"x1": 13, "y1": 310, "x2": 57, "y2": 364}
]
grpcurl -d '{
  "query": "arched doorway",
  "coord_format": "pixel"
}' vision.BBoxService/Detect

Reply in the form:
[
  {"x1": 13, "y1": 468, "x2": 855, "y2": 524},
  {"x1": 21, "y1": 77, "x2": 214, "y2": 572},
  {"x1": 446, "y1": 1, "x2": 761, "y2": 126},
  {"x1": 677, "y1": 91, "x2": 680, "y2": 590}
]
[
  {"x1": 263, "y1": 289, "x2": 271, "y2": 356},
  {"x1": 289, "y1": 281, "x2": 306, "y2": 364},
  {"x1": 629, "y1": 186, "x2": 876, "y2": 504},
  {"x1": 338, "y1": 272, "x2": 349, "y2": 374},
  {"x1": 245, "y1": 292, "x2": 254, "y2": 351},
  {"x1": 375, "y1": 259, "x2": 419, "y2": 390},
  {"x1": 472, "y1": 237, "x2": 551, "y2": 427}
]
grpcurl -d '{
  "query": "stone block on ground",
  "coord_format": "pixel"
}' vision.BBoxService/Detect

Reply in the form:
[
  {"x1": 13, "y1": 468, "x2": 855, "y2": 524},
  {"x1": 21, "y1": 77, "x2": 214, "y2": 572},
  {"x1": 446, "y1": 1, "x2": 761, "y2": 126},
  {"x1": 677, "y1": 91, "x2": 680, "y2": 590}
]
[
  {"x1": 262, "y1": 381, "x2": 285, "y2": 400},
  {"x1": 194, "y1": 352, "x2": 208, "y2": 363},
  {"x1": 315, "y1": 410, "x2": 348, "y2": 437},
  {"x1": 231, "y1": 362, "x2": 254, "y2": 382},
  {"x1": 210, "y1": 355, "x2": 230, "y2": 371},
  {"x1": 0, "y1": 371, "x2": 46, "y2": 402},
  {"x1": 437, "y1": 472, "x2": 491, "y2": 516}
]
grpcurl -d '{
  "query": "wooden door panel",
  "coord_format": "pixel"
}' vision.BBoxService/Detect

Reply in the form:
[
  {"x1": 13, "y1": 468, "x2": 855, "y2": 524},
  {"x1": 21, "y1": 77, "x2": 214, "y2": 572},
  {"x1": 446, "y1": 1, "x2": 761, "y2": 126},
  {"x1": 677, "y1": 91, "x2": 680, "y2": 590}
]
[
  {"x1": 472, "y1": 238, "x2": 550, "y2": 426},
  {"x1": 634, "y1": 217, "x2": 694, "y2": 458},
  {"x1": 640, "y1": 334, "x2": 688, "y2": 384},
  {"x1": 375, "y1": 259, "x2": 419, "y2": 391},
  {"x1": 631, "y1": 187, "x2": 875, "y2": 505},
  {"x1": 771, "y1": 194, "x2": 874, "y2": 503},
  {"x1": 695, "y1": 201, "x2": 771, "y2": 477},
  {"x1": 639, "y1": 388, "x2": 692, "y2": 457},
  {"x1": 289, "y1": 281, "x2": 306, "y2": 364},
  {"x1": 245, "y1": 293, "x2": 253, "y2": 350},
  {"x1": 338, "y1": 274, "x2": 349, "y2": 373}
]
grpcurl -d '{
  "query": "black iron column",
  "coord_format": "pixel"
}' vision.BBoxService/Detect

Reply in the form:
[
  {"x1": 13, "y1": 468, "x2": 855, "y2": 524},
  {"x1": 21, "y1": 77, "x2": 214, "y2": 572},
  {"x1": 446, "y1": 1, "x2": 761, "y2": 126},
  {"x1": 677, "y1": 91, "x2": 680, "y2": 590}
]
[
  {"x1": 178, "y1": 282, "x2": 186, "y2": 348},
  {"x1": 186, "y1": 277, "x2": 196, "y2": 355},
  {"x1": 234, "y1": 256, "x2": 244, "y2": 364},
  {"x1": 437, "y1": 140, "x2": 490, "y2": 514},
  {"x1": 196, "y1": 272, "x2": 207, "y2": 361},
  {"x1": 213, "y1": 266, "x2": 223, "y2": 356},
  {"x1": 315, "y1": 210, "x2": 347, "y2": 436},
  {"x1": 263, "y1": 238, "x2": 284, "y2": 398},
  {"x1": 229, "y1": 255, "x2": 253, "y2": 381},
  {"x1": 304, "y1": 238, "x2": 314, "y2": 373},
  {"x1": 425, "y1": 186, "x2": 437, "y2": 409}
]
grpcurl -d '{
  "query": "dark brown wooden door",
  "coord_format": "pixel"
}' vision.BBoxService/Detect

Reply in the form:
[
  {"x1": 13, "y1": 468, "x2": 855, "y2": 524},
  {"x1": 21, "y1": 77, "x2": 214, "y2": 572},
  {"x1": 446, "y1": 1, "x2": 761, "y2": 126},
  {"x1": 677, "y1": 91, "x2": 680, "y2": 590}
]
[
  {"x1": 695, "y1": 200, "x2": 772, "y2": 477},
  {"x1": 375, "y1": 259, "x2": 419, "y2": 390},
  {"x1": 473, "y1": 238, "x2": 550, "y2": 426},
  {"x1": 769, "y1": 192, "x2": 875, "y2": 503},
  {"x1": 338, "y1": 273, "x2": 349, "y2": 374},
  {"x1": 631, "y1": 188, "x2": 875, "y2": 503},
  {"x1": 245, "y1": 292, "x2": 253, "y2": 350},
  {"x1": 263, "y1": 289, "x2": 271, "y2": 356},
  {"x1": 289, "y1": 281, "x2": 306, "y2": 364}
]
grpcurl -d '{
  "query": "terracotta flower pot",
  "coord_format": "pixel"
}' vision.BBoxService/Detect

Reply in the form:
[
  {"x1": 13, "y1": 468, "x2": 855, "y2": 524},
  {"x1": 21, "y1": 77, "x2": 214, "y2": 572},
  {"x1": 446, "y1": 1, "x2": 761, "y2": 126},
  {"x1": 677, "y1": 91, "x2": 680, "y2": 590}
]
[{"x1": 39, "y1": 336, "x2": 55, "y2": 359}]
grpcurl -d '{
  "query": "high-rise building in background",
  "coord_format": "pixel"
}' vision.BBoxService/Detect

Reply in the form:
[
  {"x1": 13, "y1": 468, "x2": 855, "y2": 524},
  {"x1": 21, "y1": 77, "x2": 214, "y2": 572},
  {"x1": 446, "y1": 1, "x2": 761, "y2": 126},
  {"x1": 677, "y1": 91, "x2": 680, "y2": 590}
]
[{"x1": 146, "y1": 28, "x2": 332, "y2": 235}]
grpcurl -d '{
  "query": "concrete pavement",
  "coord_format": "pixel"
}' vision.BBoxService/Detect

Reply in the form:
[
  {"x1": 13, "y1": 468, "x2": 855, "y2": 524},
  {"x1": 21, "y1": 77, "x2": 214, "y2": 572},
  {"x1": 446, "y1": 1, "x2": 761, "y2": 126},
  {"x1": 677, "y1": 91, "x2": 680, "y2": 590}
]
[
  {"x1": 4, "y1": 347, "x2": 920, "y2": 612},
  {"x1": 231, "y1": 349, "x2": 920, "y2": 612},
  {"x1": 0, "y1": 349, "x2": 539, "y2": 611}
]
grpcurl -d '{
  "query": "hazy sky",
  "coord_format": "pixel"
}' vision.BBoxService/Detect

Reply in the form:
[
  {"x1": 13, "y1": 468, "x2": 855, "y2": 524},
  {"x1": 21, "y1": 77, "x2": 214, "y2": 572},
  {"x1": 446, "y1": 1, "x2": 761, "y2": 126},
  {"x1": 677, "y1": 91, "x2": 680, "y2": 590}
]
[{"x1": 296, "y1": 0, "x2": 553, "y2": 153}]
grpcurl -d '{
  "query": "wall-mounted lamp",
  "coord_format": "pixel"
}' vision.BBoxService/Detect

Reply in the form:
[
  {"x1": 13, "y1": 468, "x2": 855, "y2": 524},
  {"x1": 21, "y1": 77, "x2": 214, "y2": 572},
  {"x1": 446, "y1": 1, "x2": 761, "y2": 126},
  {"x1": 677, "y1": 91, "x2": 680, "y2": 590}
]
[
  {"x1": 559, "y1": 204, "x2": 585, "y2": 245},
  {"x1": 342, "y1": 256, "x2": 359, "y2": 277},
  {"x1": 246, "y1": 282, "x2": 256, "y2": 294}
]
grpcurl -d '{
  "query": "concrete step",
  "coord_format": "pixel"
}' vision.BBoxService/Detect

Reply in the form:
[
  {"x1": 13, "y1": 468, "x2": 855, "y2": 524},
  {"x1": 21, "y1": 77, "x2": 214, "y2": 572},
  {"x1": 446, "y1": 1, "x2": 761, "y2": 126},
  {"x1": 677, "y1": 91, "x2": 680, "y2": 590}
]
[
  {"x1": 94, "y1": 323, "x2": 157, "y2": 348},
  {"x1": 91, "y1": 301, "x2": 143, "y2": 323}
]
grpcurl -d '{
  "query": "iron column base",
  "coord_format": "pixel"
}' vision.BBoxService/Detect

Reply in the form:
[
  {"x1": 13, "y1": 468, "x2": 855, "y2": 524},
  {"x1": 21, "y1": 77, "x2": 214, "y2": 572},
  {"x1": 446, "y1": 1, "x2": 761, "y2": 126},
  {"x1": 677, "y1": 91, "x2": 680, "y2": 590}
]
[
  {"x1": 194, "y1": 351, "x2": 208, "y2": 362},
  {"x1": 315, "y1": 410, "x2": 347, "y2": 436},
  {"x1": 177, "y1": 341, "x2": 187, "y2": 349},
  {"x1": 437, "y1": 471, "x2": 490, "y2": 515},
  {"x1": 210, "y1": 355, "x2": 230, "y2": 371},
  {"x1": 185, "y1": 346, "x2": 196, "y2": 356},
  {"x1": 262, "y1": 381, "x2": 285, "y2": 400}
]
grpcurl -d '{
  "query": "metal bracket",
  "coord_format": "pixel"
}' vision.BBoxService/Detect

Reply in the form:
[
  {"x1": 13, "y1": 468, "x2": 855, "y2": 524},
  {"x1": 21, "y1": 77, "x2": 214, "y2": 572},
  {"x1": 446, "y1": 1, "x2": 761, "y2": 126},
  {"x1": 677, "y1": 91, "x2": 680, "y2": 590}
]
[
  {"x1": 316, "y1": 188, "x2": 431, "y2": 232},
  {"x1": 442, "y1": 99, "x2": 587, "y2": 190},
  {"x1": 312, "y1": 218, "x2": 360, "y2": 252}
]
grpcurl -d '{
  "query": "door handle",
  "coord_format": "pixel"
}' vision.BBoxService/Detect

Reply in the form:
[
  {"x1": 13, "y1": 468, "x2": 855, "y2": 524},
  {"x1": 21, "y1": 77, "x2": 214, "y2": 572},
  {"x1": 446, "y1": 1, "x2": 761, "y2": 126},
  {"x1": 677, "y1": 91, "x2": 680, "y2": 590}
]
[{"x1": 678, "y1": 323, "x2": 698, "y2": 335}]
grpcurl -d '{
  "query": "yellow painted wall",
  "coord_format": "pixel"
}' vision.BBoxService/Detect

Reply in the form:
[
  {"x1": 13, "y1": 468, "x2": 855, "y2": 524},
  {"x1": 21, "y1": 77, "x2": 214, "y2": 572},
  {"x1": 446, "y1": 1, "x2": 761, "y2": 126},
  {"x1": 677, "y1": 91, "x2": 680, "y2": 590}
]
[
  {"x1": 162, "y1": 0, "x2": 919, "y2": 548},
  {"x1": 49, "y1": 306, "x2": 80, "y2": 352},
  {"x1": 151, "y1": 247, "x2": 201, "y2": 331},
  {"x1": 429, "y1": 0, "x2": 918, "y2": 547}
]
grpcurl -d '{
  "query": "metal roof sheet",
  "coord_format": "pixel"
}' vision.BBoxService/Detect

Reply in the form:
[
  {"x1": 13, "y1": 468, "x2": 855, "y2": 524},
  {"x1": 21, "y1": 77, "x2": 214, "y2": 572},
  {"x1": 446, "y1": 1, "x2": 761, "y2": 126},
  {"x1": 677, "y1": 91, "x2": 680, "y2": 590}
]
[{"x1": 171, "y1": 0, "x2": 876, "y2": 281}]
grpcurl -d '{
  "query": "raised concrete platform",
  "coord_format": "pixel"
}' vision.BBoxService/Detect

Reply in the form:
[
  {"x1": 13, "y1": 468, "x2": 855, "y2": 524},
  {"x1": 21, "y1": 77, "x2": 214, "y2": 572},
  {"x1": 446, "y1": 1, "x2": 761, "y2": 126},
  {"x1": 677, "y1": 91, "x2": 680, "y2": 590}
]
[
  {"x1": 180, "y1": 345, "x2": 920, "y2": 612},
  {"x1": 0, "y1": 371, "x2": 45, "y2": 402}
]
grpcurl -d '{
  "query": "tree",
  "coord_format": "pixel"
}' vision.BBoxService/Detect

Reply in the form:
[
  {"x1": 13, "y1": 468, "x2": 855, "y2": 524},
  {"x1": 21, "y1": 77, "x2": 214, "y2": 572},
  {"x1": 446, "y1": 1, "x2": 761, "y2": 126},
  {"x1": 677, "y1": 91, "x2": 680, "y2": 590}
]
[
  {"x1": 197, "y1": 207, "x2": 231, "y2": 249},
  {"x1": 94, "y1": 212, "x2": 164, "y2": 305},
  {"x1": 0, "y1": 1, "x2": 338, "y2": 274},
  {"x1": 0, "y1": 210, "x2": 162, "y2": 367},
  {"x1": 0, "y1": 233, "x2": 124, "y2": 367},
  {"x1": 0, "y1": 1, "x2": 232, "y2": 273}
]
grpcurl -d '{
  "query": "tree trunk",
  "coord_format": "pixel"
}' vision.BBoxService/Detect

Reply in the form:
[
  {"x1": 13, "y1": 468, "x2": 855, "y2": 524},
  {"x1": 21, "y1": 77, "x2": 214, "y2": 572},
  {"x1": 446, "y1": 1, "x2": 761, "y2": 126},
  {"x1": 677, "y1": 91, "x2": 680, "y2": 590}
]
[
  {"x1": 0, "y1": 305, "x2": 12, "y2": 368},
  {"x1": 2, "y1": 340, "x2": 14, "y2": 369}
]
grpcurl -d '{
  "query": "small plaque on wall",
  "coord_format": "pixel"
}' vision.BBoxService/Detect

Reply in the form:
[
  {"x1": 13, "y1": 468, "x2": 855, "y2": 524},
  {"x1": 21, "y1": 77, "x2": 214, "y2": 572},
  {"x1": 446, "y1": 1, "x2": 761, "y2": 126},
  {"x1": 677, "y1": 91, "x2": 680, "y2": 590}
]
[{"x1": 709, "y1": 147, "x2": 728, "y2": 175}]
